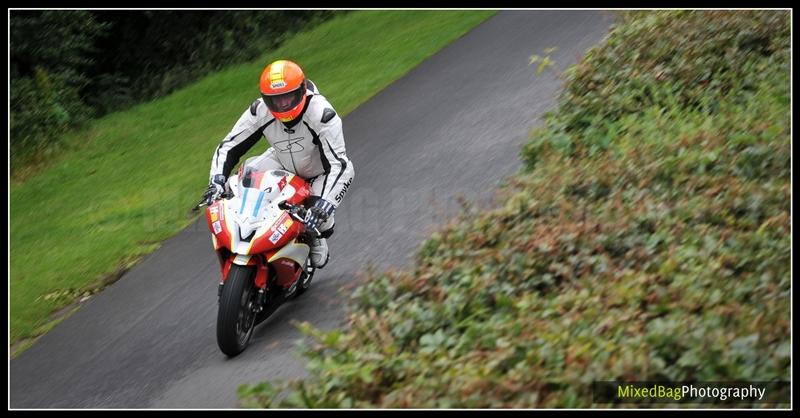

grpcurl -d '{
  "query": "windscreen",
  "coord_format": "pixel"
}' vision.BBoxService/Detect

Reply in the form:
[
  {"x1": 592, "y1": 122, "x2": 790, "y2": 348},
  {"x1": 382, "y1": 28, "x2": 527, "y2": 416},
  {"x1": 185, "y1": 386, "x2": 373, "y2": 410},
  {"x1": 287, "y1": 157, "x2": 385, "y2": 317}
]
[{"x1": 236, "y1": 167, "x2": 285, "y2": 220}]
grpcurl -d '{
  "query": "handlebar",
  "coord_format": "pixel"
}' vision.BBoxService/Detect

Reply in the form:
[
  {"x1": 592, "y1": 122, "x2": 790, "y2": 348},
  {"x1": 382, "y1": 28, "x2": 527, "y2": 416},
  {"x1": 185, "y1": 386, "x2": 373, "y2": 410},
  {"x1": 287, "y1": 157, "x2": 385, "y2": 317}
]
[
  {"x1": 192, "y1": 191, "x2": 233, "y2": 212},
  {"x1": 192, "y1": 199, "x2": 207, "y2": 212},
  {"x1": 279, "y1": 201, "x2": 322, "y2": 237}
]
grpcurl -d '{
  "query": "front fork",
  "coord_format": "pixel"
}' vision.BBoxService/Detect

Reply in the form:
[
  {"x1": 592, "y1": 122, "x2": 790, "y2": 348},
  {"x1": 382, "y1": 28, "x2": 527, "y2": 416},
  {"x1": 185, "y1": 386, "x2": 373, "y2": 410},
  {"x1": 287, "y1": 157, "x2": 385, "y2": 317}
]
[
  {"x1": 216, "y1": 252, "x2": 267, "y2": 310},
  {"x1": 216, "y1": 255, "x2": 308, "y2": 309}
]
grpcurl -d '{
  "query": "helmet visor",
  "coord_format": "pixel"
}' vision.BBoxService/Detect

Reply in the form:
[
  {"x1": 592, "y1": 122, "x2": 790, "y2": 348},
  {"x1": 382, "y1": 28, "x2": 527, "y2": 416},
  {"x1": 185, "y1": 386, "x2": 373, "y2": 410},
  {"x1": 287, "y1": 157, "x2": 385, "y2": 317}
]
[{"x1": 262, "y1": 86, "x2": 305, "y2": 113}]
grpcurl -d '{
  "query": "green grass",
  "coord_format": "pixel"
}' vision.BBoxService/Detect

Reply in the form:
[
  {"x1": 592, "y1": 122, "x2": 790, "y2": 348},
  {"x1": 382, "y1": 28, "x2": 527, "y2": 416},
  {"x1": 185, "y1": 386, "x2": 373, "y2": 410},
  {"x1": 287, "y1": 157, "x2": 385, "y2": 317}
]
[
  {"x1": 9, "y1": 10, "x2": 496, "y2": 345},
  {"x1": 238, "y1": 11, "x2": 790, "y2": 408}
]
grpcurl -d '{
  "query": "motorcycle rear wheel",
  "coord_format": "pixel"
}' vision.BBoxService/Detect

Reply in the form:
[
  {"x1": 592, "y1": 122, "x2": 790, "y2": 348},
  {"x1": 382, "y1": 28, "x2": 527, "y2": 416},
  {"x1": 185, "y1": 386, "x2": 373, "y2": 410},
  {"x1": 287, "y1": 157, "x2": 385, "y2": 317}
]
[{"x1": 217, "y1": 265, "x2": 257, "y2": 357}]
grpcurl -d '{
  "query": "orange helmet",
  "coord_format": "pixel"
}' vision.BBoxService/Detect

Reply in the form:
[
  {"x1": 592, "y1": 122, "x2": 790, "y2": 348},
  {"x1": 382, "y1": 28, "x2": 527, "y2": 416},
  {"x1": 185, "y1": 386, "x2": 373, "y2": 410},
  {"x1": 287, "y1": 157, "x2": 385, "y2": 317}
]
[{"x1": 259, "y1": 59, "x2": 307, "y2": 123}]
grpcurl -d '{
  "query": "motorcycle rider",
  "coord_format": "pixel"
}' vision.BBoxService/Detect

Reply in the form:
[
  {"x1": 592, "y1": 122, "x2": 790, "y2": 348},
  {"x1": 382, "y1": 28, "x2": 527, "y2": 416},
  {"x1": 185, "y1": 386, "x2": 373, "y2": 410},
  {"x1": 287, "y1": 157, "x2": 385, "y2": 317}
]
[{"x1": 203, "y1": 59, "x2": 354, "y2": 269}]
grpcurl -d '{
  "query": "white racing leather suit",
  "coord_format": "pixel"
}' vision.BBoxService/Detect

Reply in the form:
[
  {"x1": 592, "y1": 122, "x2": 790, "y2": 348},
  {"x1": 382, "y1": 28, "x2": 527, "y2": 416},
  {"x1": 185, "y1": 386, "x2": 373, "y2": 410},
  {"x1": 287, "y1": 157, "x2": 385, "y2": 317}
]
[{"x1": 209, "y1": 80, "x2": 354, "y2": 238}]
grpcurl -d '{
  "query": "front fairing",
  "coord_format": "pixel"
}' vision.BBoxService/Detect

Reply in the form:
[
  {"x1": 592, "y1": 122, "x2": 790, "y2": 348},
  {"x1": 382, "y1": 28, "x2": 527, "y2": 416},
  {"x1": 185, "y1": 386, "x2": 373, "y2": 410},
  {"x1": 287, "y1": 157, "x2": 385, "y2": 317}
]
[{"x1": 206, "y1": 169, "x2": 307, "y2": 255}]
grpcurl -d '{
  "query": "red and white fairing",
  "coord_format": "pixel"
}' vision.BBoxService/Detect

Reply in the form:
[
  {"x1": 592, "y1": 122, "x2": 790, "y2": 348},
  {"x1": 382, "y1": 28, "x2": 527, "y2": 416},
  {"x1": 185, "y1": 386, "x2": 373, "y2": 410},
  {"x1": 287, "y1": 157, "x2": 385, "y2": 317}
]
[{"x1": 205, "y1": 167, "x2": 311, "y2": 290}]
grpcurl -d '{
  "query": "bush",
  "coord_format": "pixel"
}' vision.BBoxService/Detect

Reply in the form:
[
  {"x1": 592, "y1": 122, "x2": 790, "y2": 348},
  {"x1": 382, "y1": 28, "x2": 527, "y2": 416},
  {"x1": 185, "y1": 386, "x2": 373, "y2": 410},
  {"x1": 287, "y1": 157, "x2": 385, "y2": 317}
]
[
  {"x1": 522, "y1": 10, "x2": 790, "y2": 168},
  {"x1": 10, "y1": 11, "x2": 107, "y2": 160},
  {"x1": 239, "y1": 11, "x2": 790, "y2": 408}
]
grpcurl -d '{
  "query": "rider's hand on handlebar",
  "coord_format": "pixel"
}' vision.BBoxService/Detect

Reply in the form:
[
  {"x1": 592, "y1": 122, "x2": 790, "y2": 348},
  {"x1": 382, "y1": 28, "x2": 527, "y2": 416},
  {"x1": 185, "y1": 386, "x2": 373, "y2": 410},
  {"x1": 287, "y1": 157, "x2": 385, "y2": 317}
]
[
  {"x1": 203, "y1": 174, "x2": 227, "y2": 205},
  {"x1": 304, "y1": 198, "x2": 335, "y2": 232}
]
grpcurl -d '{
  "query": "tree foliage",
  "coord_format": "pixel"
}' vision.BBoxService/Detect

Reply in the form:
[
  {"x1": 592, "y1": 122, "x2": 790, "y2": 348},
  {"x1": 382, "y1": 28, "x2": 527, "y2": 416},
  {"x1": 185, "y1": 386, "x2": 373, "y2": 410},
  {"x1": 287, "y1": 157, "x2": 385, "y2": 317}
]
[{"x1": 9, "y1": 10, "x2": 336, "y2": 168}]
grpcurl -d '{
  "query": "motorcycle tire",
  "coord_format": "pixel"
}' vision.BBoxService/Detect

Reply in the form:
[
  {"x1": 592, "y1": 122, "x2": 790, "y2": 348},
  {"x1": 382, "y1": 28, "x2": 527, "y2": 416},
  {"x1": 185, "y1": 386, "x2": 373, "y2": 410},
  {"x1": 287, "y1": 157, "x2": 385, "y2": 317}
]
[{"x1": 217, "y1": 265, "x2": 257, "y2": 357}]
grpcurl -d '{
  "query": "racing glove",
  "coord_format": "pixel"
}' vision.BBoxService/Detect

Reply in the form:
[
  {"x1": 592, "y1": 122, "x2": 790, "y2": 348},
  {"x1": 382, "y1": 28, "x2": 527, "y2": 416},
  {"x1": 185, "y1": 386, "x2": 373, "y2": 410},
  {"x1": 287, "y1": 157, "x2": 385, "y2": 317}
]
[
  {"x1": 203, "y1": 174, "x2": 227, "y2": 205},
  {"x1": 304, "y1": 198, "x2": 335, "y2": 233}
]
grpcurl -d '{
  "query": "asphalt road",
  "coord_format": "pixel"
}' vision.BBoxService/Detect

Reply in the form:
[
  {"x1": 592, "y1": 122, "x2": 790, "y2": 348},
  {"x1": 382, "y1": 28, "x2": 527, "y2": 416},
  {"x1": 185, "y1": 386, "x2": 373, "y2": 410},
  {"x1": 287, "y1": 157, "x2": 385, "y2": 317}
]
[{"x1": 10, "y1": 11, "x2": 614, "y2": 408}]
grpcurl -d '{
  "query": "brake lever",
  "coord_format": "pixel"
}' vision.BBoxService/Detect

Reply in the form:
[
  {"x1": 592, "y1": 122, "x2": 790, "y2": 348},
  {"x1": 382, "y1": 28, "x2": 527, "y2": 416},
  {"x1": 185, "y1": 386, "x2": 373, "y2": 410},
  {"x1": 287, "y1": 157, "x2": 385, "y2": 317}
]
[
  {"x1": 193, "y1": 190, "x2": 233, "y2": 212},
  {"x1": 280, "y1": 202, "x2": 321, "y2": 237},
  {"x1": 288, "y1": 210, "x2": 305, "y2": 223},
  {"x1": 192, "y1": 198, "x2": 208, "y2": 212}
]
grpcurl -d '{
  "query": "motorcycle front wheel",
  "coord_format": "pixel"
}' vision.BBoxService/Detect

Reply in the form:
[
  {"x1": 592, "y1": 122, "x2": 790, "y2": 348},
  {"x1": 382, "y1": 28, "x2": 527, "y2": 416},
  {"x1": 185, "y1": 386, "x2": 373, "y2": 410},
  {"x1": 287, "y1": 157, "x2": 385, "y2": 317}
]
[{"x1": 217, "y1": 264, "x2": 257, "y2": 357}]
